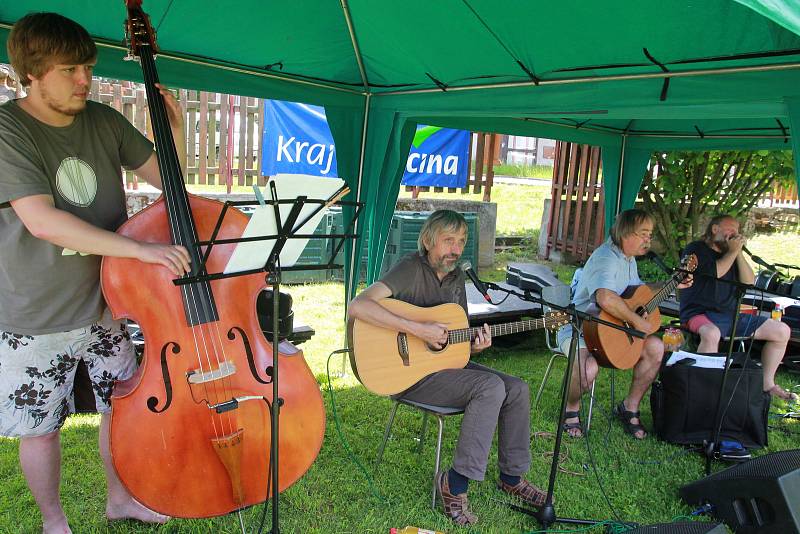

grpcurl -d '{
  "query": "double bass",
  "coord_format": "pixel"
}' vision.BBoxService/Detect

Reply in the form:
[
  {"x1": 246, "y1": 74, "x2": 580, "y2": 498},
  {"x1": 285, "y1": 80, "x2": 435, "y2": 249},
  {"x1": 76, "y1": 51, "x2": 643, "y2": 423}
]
[{"x1": 101, "y1": 1, "x2": 324, "y2": 518}]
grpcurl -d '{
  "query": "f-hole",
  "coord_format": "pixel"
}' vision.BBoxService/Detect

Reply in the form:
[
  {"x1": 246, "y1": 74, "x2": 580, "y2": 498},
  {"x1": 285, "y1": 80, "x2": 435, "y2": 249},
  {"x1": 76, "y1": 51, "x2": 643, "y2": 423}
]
[{"x1": 147, "y1": 341, "x2": 180, "y2": 413}]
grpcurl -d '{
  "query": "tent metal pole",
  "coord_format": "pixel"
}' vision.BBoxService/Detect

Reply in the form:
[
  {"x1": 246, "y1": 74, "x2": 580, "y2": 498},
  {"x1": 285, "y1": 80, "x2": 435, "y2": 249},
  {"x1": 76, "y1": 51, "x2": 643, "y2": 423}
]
[
  {"x1": 517, "y1": 117, "x2": 790, "y2": 140},
  {"x1": 79, "y1": 35, "x2": 365, "y2": 96},
  {"x1": 616, "y1": 134, "x2": 627, "y2": 216},
  {"x1": 348, "y1": 93, "x2": 371, "y2": 301},
  {"x1": 378, "y1": 61, "x2": 800, "y2": 96},
  {"x1": 340, "y1": 93, "x2": 371, "y2": 375},
  {"x1": 340, "y1": 0, "x2": 371, "y2": 91}
]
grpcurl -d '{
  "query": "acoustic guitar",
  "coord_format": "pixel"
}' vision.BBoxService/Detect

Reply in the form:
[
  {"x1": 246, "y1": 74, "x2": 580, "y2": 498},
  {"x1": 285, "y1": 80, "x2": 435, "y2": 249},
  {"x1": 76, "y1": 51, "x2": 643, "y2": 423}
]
[
  {"x1": 348, "y1": 298, "x2": 568, "y2": 395},
  {"x1": 584, "y1": 254, "x2": 697, "y2": 369}
]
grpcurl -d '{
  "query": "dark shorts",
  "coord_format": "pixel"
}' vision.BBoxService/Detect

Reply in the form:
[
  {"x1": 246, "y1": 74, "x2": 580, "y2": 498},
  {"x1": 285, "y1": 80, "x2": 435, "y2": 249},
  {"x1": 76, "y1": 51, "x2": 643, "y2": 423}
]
[{"x1": 686, "y1": 311, "x2": 768, "y2": 339}]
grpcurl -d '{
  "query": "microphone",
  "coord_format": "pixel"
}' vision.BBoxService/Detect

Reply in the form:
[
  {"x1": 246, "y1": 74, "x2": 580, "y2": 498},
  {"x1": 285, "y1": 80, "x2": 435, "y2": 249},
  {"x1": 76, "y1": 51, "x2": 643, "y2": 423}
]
[
  {"x1": 742, "y1": 246, "x2": 777, "y2": 271},
  {"x1": 461, "y1": 261, "x2": 492, "y2": 303},
  {"x1": 644, "y1": 250, "x2": 671, "y2": 275}
]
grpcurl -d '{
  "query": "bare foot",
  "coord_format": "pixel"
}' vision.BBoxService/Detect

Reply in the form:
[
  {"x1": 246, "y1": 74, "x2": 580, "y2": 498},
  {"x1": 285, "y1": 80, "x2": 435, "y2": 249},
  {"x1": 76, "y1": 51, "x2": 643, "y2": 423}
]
[
  {"x1": 42, "y1": 519, "x2": 71, "y2": 534},
  {"x1": 106, "y1": 497, "x2": 169, "y2": 524},
  {"x1": 767, "y1": 384, "x2": 798, "y2": 401}
]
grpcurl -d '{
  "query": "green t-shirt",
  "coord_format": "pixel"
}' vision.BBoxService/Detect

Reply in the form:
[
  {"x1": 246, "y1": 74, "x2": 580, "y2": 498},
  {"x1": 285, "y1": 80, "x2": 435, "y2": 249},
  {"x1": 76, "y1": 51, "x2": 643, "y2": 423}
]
[{"x1": 0, "y1": 100, "x2": 153, "y2": 334}]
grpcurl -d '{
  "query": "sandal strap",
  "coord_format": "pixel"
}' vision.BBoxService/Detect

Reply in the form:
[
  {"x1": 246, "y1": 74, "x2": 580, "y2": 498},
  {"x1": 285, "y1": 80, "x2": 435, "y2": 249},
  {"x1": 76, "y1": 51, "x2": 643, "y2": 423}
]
[
  {"x1": 615, "y1": 402, "x2": 647, "y2": 438},
  {"x1": 437, "y1": 471, "x2": 478, "y2": 525},
  {"x1": 616, "y1": 402, "x2": 640, "y2": 420},
  {"x1": 498, "y1": 478, "x2": 549, "y2": 508}
]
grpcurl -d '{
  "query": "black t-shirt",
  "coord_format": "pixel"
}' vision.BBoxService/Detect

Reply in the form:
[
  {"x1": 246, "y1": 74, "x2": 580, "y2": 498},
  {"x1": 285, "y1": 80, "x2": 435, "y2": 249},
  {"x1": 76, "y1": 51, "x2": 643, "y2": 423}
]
[{"x1": 678, "y1": 240, "x2": 738, "y2": 322}]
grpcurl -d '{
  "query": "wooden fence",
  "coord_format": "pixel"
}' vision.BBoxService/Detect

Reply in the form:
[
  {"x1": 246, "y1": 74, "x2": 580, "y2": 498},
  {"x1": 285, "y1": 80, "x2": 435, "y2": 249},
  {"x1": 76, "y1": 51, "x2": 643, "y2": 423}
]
[
  {"x1": 545, "y1": 141, "x2": 605, "y2": 262},
  {"x1": 759, "y1": 181, "x2": 799, "y2": 209},
  {"x1": 90, "y1": 80, "x2": 264, "y2": 191}
]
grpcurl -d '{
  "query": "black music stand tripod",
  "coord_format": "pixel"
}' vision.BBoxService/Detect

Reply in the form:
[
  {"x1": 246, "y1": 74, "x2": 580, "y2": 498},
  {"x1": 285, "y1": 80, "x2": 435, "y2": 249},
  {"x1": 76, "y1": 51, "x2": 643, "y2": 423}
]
[{"x1": 174, "y1": 182, "x2": 363, "y2": 534}]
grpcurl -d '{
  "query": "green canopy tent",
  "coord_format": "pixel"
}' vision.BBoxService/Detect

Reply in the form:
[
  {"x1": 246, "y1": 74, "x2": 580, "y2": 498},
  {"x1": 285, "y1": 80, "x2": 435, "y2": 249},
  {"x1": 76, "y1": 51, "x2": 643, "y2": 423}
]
[{"x1": 2, "y1": 0, "x2": 800, "y2": 300}]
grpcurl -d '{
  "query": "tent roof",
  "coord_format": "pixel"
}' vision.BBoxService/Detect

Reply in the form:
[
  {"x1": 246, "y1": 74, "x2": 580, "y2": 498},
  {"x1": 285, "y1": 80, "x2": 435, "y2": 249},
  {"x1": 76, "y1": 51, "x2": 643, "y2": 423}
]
[
  {"x1": 3, "y1": 1, "x2": 800, "y2": 144},
  {"x1": 2, "y1": 1, "x2": 799, "y2": 290}
]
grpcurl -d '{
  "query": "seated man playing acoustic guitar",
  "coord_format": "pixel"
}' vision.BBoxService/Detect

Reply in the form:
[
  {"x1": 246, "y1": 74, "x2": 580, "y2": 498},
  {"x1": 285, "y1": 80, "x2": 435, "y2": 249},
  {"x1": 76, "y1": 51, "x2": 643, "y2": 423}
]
[
  {"x1": 555, "y1": 209, "x2": 692, "y2": 439},
  {"x1": 348, "y1": 210, "x2": 544, "y2": 526},
  {"x1": 679, "y1": 214, "x2": 795, "y2": 401}
]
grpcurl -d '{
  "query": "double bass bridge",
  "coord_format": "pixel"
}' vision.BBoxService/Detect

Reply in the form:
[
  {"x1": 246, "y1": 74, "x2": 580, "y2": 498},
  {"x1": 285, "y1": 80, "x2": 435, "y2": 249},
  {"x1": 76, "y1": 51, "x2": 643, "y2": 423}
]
[{"x1": 187, "y1": 360, "x2": 236, "y2": 384}]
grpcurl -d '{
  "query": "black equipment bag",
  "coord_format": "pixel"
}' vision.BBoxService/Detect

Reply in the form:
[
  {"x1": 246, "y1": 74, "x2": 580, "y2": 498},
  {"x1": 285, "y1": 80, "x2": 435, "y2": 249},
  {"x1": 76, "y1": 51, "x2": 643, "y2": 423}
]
[{"x1": 650, "y1": 353, "x2": 770, "y2": 449}]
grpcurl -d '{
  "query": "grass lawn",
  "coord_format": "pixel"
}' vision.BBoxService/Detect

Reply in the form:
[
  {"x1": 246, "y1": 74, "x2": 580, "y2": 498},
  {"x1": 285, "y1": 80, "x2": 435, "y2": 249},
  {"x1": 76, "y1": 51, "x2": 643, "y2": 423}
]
[
  {"x1": 2, "y1": 279, "x2": 799, "y2": 533},
  {"x1": 2, "y1": 182, "x2": 797, "y2": 532}
]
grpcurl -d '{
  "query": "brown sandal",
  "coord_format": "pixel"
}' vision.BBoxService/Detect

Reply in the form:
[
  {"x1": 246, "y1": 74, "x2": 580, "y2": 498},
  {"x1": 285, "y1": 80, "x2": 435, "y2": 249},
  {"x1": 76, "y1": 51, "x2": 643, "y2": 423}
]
[
  {"x1": 497, "y1": 478, "x2": 550, "y2": 508},
  {"x1": 436, "y1": 471, "x2": 478, "y2": 525}
]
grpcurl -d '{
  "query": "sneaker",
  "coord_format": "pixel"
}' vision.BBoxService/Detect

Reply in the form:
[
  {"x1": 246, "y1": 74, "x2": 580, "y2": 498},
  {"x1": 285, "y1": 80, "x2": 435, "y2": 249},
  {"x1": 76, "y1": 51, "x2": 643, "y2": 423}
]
[
  {"x1": 718, "y1": 440, "x2": 751, "y2": 463},
  {"x1": 435, "y1": 471, "x2": 477, "y2": 525}
]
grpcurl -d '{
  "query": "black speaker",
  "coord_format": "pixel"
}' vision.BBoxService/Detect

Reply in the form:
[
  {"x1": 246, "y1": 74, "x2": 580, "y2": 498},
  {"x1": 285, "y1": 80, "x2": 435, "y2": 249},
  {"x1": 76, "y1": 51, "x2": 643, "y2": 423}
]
[
  {"x1": 680, "y1": 449, "x2": 800, "y2": 533},
  {"x1": 625, "y1": 522, "x2": 726, "y2": 533},
  {"x1": 791, "y1": 276, "x2": 800, "y2": 298}
]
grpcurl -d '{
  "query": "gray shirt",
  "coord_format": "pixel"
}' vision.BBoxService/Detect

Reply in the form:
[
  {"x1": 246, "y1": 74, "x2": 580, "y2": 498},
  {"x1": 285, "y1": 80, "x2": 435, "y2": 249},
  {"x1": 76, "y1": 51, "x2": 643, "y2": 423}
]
[
  {"x1": 0, "y1": 100, "x2": 153, "y2": 334},
  {"x1": 380, "y1": 252, "x2": 468, "y2": 313}
]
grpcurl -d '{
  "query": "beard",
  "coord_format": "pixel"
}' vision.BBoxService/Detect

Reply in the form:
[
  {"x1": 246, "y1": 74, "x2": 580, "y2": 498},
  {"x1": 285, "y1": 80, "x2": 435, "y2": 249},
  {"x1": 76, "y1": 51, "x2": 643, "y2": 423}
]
[
  {"x1": 712, "y1": 234, "x2": 730, "y2": 253},
  {"x1": 38, "y1": 84, "x2": 86, "y2": 117},
  {"x1": 431, "y1": 254, "x2": 460, "y2": 274}
]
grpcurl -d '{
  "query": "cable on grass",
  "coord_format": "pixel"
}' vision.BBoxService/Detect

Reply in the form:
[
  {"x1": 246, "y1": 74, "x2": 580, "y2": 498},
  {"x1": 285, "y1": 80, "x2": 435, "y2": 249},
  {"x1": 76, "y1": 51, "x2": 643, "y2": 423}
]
[{"x1": 325, "y1": 349, "x2": 390, "y2": 504}]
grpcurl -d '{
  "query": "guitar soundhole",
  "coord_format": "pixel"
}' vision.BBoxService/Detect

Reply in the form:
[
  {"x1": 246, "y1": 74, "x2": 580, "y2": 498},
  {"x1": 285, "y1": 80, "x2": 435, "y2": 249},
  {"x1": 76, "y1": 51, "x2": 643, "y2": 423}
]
[{"x1": 425, "y1": 341, "x2": 448, "y2": 353}]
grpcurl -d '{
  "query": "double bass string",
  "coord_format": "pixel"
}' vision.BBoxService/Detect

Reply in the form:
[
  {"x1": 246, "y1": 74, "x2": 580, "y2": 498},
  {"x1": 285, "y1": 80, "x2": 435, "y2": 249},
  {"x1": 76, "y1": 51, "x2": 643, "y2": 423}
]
[{"x1": 140, "y1": 47, "x2": 236, "y2": 438}]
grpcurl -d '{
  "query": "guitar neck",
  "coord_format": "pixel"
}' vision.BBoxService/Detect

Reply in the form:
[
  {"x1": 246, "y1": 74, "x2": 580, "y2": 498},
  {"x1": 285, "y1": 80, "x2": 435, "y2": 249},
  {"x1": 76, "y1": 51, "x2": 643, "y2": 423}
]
[
  {"x1": 448, "y1": 317, "x2": 551, "y2": 345},
  {"x1": 642, "y1": 274, "x2": 681, "y2": 315}
]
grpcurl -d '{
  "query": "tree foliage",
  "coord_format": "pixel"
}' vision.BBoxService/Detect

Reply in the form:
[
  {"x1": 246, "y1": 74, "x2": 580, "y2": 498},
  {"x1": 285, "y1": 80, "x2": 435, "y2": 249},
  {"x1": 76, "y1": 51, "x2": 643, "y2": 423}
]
[{"x1": 639, "y1": 150, "x2": 795, "y2": 260}]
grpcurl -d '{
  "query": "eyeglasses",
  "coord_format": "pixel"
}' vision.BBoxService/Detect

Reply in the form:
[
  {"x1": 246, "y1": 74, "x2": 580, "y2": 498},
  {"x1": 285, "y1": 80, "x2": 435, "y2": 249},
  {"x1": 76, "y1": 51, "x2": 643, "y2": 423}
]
[{"x1": 633, "y1": 231, "x2": 653, "y2": 241}]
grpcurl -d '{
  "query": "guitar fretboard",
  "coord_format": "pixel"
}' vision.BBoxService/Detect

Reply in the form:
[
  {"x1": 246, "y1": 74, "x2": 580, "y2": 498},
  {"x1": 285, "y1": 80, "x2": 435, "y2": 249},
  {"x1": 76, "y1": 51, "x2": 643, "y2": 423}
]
[
  {"x1": 448, "y1": 316, "x2": 553, "y2": 344},
  {"x1": 641, "y1": 257, "x2": 694, "y2": 315}
]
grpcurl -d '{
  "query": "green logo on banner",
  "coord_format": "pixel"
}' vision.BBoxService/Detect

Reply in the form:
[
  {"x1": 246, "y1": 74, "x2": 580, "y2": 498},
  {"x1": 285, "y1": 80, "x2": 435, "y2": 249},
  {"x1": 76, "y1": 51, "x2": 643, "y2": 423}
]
[{"x1": 412, "y1": 125, "x2": 443, "y2": 148}]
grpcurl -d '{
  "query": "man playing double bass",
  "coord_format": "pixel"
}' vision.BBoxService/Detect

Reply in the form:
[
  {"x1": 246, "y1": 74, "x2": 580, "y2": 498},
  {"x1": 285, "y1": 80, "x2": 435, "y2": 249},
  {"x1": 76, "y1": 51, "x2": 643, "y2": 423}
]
[
  {"x1": 0, "y1": 13, "x2": 190, "y2": 533},
  {"x1": 556, "y1": 209, "x2": 693, "y2": 439}
]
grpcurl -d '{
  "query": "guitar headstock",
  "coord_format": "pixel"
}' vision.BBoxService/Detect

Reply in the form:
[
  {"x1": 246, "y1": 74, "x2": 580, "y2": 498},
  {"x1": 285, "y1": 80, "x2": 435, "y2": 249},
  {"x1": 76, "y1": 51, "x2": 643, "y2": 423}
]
[
  {"x1": 543, "y1": 311, "x2": 569, "y2": 331},
  {"x1": 676, "y1": 253, "x2": 698, "y2": 283},
  {"x1": 124, "y1": 0, "x2": 158, "y2": 59}
]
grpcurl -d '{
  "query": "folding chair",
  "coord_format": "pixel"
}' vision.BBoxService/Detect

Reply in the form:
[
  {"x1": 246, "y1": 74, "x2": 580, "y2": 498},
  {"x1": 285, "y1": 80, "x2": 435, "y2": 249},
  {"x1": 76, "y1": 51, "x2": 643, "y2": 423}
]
[
  {"x1": 375, "y1": 398, "x2": 464, "y2": 509},
  {"x1": 534, "y1": 283, "x2": 599, "y2": 431}
]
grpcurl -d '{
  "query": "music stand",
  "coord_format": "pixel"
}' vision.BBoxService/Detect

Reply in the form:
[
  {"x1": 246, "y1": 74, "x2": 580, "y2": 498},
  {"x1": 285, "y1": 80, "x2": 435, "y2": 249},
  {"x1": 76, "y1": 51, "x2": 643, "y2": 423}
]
[{"x1": 173, "y1": 180, "x2": 363, "y2": 534}]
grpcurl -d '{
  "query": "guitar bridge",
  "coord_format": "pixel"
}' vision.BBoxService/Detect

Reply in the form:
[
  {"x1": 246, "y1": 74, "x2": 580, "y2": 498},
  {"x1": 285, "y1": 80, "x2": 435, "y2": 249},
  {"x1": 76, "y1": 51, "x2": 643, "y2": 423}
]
[{"x1": 396, "y1": 333, "x2": 410, "y2": 366}]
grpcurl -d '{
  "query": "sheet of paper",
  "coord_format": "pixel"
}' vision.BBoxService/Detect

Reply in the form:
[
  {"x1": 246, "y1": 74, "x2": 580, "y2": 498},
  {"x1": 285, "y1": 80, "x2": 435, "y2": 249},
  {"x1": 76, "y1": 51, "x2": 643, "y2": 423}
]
[
  {"x1": 224, "y1": 174, "x2": 345, "y2": 274},
  {"x1": 666, "y1": 350, "x2": 728, "y2": 369}
]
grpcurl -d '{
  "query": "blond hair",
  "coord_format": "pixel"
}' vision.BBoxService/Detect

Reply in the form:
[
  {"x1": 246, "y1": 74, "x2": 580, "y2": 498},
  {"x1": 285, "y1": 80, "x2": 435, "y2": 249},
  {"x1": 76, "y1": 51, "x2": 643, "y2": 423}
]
[{"x1": 418, "y1": 210, "x2": 468, "y2": 254}]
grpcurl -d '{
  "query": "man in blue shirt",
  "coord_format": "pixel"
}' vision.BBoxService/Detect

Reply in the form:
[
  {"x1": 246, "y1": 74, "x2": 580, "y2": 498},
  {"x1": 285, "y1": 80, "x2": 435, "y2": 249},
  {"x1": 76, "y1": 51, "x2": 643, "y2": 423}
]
[{"x1": 556, "y1": 209, "x2": 691, "y2": 439}]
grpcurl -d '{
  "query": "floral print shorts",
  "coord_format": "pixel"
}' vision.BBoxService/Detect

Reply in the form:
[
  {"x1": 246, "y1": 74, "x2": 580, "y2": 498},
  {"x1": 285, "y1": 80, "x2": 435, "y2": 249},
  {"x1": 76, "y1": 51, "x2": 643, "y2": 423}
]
[{"x1": 0, "y1": 309, "x2": 137, "y2": 438}]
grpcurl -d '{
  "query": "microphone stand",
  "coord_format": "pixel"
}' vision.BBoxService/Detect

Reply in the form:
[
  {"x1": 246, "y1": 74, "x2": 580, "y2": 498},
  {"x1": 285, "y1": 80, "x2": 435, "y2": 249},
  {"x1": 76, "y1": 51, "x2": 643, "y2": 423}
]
[
  {"x1": 485, "y1": 281, "x2": 646, "y2": 530},
  {"x1": 675, "y1": 268, "x2": 782, "y2": 476}
]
